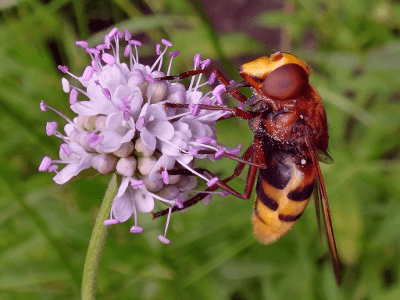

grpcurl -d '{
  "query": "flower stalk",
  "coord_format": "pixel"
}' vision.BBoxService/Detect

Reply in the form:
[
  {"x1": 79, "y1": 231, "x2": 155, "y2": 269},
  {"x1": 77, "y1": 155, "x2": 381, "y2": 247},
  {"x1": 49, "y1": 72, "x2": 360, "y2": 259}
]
[{"x1": 81, "y1": 173, "x2": 120, "y2": 300}]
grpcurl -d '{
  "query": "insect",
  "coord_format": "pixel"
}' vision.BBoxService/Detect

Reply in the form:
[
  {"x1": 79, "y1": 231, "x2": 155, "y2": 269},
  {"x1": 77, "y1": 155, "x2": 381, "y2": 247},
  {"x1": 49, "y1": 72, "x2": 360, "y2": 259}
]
[{"x1": 153, "y1": 52, "x2": 341, "y2": 285}]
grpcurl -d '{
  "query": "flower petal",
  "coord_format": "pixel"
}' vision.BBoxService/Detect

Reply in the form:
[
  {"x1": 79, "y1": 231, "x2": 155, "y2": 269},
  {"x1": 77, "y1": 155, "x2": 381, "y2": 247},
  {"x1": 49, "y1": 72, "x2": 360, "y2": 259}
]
[{"x1": 133, "y1": 189, "x2": 154, "y2": 213}]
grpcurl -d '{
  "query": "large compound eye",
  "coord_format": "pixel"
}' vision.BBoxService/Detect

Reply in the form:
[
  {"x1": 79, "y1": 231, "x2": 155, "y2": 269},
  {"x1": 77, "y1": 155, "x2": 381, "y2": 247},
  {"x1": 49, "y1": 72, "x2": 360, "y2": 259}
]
[{"x1": 261, "y1": 63, "x2": 309, "y2": 100}]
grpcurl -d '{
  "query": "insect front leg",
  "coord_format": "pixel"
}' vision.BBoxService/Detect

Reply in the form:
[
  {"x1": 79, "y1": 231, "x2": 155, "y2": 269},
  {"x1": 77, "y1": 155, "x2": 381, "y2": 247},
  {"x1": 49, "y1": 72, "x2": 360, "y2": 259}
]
[
  {"x1": 158, "y1": 68, "x2": 248, "y2": 103},
  {"x1": 163, "y1": 102, "x2": 255, "y2": 120}
]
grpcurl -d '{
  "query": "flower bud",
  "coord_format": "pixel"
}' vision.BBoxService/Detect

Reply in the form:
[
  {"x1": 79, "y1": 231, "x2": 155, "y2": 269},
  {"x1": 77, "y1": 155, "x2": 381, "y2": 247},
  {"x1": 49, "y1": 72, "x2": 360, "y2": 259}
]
[
  {"x1": 168, "y1": 83, "x2": 186, "y2": 104},
  {"x1": 176, "y1": 176, "x2": 198, "y2": 190},
  {"x1": 141, "y1": 175, "x2": 163, "y2": 192},
  {"x1": 137, "y1": 156, "x2": 157, "y2": 175},
  {"x1": 78, "y1": 131, "x2": 95, "y2": 152},
  {"x1": 128, "y1": 69, "x2": 145, "y2": 86},
  {"x1": 77, "y1": 115, "x2": 97, "y2": 131},
  {"x1": 159, "y1": 185, "x2": 180, "y2": 200},
  {"x1": 147, "y1": 81, "x2": 168, "y2": 104},
  {"x1": 95, "y1": 115, "x2": 107, "y2": 131},
  {"x1": 92, "y1": 154, "x2": 118, "y2": 174},
  {"x1": 168, "y1": 174, "x2": 181, "y2": 185},
  {"x1": 113, "y1": 141, "x2": 134, "y2": 157},
  {"x1": 116, "y1": 156, "x2": 137, "y2": 177},
  {"x1": 135, "y1": 138, "x2": 154, "y2": 157}
]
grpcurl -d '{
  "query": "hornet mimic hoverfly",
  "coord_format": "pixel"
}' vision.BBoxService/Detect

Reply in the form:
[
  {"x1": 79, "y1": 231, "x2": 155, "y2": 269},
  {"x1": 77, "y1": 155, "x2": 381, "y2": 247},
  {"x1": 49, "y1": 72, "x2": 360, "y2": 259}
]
[{"x1": 153, "y1": 52, "x2": 341, "y2": 285}]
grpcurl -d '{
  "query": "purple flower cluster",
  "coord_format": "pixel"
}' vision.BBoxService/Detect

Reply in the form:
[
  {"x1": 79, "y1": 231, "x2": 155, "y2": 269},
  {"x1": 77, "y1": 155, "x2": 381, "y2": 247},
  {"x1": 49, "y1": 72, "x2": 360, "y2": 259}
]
[{"x1": 39, "y1": 28, "x2": 240, "y2": 243}]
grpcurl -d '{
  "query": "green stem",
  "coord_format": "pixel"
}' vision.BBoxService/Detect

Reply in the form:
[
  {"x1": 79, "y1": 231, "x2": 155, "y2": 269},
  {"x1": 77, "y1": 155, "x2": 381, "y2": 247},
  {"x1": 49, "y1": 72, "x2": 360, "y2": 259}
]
[{"x1": 81, "y1": 173, "x2": 120, "y2": 300}]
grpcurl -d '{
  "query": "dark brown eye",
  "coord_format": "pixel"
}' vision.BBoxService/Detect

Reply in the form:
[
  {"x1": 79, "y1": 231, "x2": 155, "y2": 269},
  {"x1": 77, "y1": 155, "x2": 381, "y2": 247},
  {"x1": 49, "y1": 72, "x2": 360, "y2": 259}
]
[{"x1": 261, "y1": 63, "x2": 309, "y2": 100}]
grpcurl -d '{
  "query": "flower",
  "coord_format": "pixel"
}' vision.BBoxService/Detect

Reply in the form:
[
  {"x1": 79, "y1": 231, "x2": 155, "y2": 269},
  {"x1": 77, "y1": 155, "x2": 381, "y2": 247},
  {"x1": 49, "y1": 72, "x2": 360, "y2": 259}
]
[{"x1": 39, "y1": 28, "x2": 239, "y2": 243}]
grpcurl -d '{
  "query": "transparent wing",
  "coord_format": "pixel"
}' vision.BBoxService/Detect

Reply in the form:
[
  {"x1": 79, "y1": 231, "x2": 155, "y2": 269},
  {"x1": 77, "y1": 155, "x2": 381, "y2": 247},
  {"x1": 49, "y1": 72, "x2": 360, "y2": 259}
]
[{"x1": 306, "y1": 136, "x2": 341, "y2": 286}]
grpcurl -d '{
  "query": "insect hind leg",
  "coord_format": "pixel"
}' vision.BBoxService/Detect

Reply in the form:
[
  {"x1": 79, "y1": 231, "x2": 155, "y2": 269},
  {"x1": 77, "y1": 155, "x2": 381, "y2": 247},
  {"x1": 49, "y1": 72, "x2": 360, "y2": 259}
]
[{"x1": 152, "y1": 143, "x2": 261, "y2": 219}]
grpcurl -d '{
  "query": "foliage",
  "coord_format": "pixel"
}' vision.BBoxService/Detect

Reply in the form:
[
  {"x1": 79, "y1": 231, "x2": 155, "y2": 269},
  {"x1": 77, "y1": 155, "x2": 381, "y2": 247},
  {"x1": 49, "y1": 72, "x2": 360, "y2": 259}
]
[{"x1": 0, "y1": 0, "x2": 399, "y2": 299}]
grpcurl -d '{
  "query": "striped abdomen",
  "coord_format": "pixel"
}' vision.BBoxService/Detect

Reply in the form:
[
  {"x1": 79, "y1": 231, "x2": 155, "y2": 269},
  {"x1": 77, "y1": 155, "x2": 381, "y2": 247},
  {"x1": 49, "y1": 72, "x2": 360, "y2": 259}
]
[{"x1": 252, "y1": 151, "x2": 316, "y2": 244}]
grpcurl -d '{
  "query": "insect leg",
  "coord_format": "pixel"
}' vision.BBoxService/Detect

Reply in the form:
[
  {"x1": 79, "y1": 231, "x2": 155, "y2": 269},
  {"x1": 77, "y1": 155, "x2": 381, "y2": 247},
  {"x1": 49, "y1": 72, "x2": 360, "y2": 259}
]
[
  {"x1": 158, "y1": 68, "x2": 248, "y2": 103},
  {"x1": 163, "y1": 102, "x2": 255, "y2": 120},
  {"x1": 152, "y1": 143, "x2": 260, "y2": 219}
]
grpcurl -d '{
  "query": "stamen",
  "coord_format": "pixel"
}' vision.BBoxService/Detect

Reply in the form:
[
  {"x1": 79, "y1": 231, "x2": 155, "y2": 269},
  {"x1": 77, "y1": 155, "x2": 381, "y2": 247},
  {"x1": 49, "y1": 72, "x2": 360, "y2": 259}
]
[
  {"x1": 130, "y1": 226, "x2": 144, "y2": 233},
  {"x1": 204, "y1": 194, "x2": 212, "y2": 205},
  {"x1": 131, "y1": 180, "x2": 144, "y2": 187},
  {"x1": 39, "y1": 156, "x2": 52, "y2": 171},
  {"x1": 161, "y1": 39, "x2": 173, "y2": 47},
  {"x1": 207, "y1": 177, "x2": 219, "y2": 187},
  {"x1": 60, "y1": 143, "x2": 72, "y2": 156},
  {"x1": 189, "y1": 104, "x2": 200, "y2": 116},
  {"x1": 62, "y1": 78, "x2": 70, "y2": 93},
  {"x1": 48, "y1": 165, "x2": 59, "y2": 172},
  {"x1": 162, "y1": 170, "x2": 169, "y2": 184},
  {"x1": 102, "y1": 88, "x2": 111, "y2": 100},
  {"x1": 176, "y1": 158, "x2": 210, "y2": 182},
  {"x1": 212, "y1": 84, "x2": 226, "y2": 105},
  {"x1": 81, "y1": 66, "x2": 94, "y2": 81},
  {"x1": 108, "y1": 27, "x2": 118, "y2": 39},
  {"x1": 136, "y1": 116, "x2": 145, "y2": 130},
  {"x1": 226, "y1": 144, "x2": 242, "y2": 155},
  {"x1": 156, "y1": 44, "x2": 161, "y2": 55},
  {"x1": 188, "y1": 148, "x2": 198, "y2": 155},
  {"x1": 69, "y1": 89, "x2": 78, "y2": 105},
  {"x1": 96, "y1": 44, "x2": 107, "y2": 51},
  {"x1": 145, "y1": 74, "x2": 155, "y2": 83},
  {"x1": 102, "y1": 53, "x2": 115, "y2": 66},
  {"x1": 124, "y1": 29, "x2": 131, "y2": 41},
  {"x1": 175, "y1": 199, "x2": 183, "y2": 208},
  {"x1": 208, "y1": 73, "x2": 216, "y2": 85},
  {"x1": 124, "y1": 44, "x2": 130, "y2": 58},
  {"x1": 214, "y1": 147, "x2": 226, "y2": 159},
  {"x1": 158, "y1": 208, "x2": 172, "y2": 244},
  {"x1": 104, "y1": 219, "x2": 120, "y2": 226},
  {"x1": 40, "y1": 102, "x2": 74, "y2": 125},
  {"x1": 46, "y1": 121, "x2": 58, "y2": 136},
  {"x1": 75, "y1": 41, "x2": 88, "y2": 48},
  {"x1": 58, "y1": 65, "x2": 69, "y2": 73}
]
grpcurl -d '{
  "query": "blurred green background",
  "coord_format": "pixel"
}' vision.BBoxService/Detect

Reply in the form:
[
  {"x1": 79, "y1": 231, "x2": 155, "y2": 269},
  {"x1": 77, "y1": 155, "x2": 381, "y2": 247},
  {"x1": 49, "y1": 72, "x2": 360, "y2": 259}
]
[{"x1": 1, "y1": 0, "x2": 400, "y2": 299}]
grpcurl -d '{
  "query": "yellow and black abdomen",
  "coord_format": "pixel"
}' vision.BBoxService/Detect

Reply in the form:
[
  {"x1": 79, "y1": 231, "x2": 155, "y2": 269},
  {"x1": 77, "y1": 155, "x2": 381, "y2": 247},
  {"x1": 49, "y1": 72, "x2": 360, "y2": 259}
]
[{"x1": 252, "y1": 151, "x2": 316, "y2": 244}]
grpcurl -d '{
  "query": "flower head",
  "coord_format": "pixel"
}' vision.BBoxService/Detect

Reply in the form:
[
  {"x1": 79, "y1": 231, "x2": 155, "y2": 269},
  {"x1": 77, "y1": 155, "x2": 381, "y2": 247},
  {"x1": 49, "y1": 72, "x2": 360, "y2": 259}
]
[{"x1": 39, "y1": 28, "x2": 238, "y2": 243}]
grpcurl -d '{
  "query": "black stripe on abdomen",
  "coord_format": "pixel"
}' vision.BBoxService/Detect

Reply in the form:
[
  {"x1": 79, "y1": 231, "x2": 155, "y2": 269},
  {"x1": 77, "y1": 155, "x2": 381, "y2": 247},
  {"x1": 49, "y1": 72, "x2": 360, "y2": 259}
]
[
  {"x1": 259, "y1": 151, "x2": 293, "y2": 190},
  {"x1": 287, "y1": 182, "x2": 314, "y2": 201},
  {"x1": 278, "y1": 212, "x2": 303, "y2": 222},
  {"x1": 256, "y1": 178, "x2": 278, "y2": 211}
]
